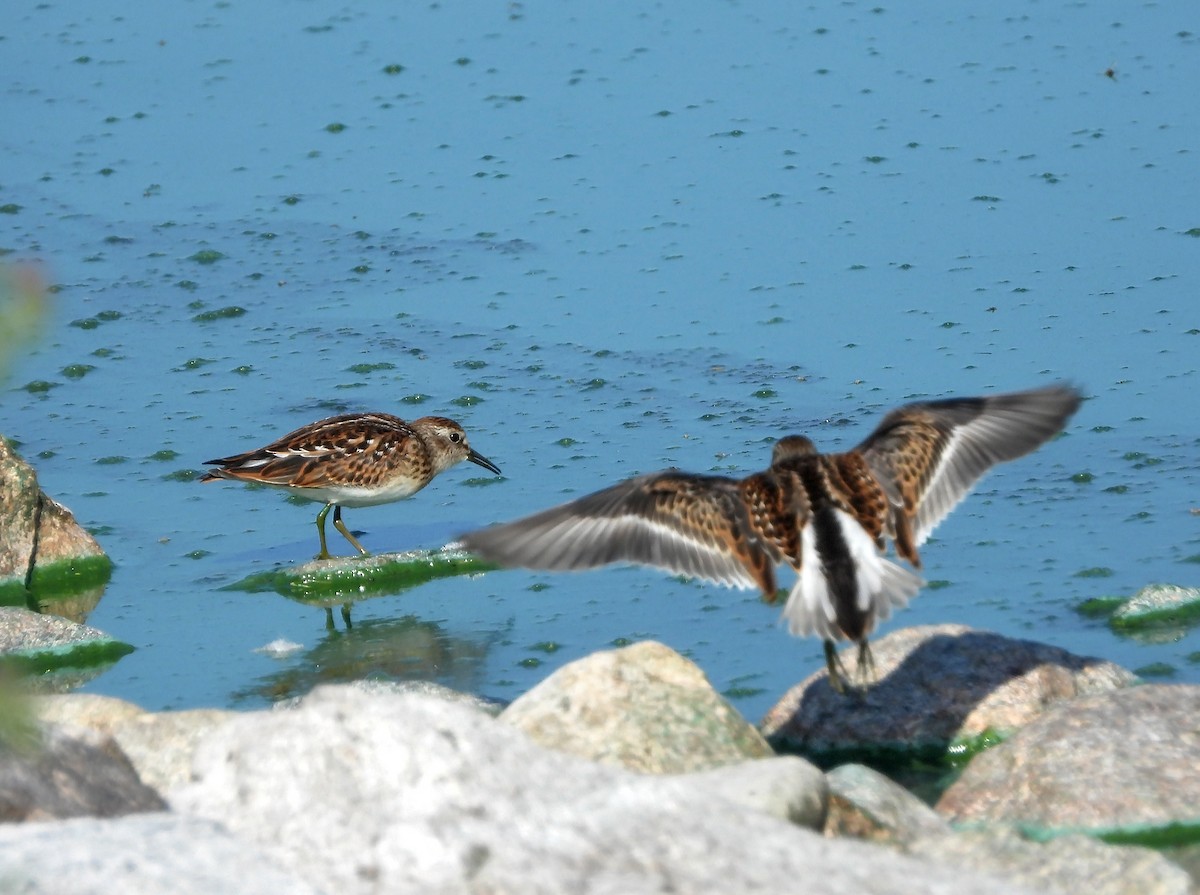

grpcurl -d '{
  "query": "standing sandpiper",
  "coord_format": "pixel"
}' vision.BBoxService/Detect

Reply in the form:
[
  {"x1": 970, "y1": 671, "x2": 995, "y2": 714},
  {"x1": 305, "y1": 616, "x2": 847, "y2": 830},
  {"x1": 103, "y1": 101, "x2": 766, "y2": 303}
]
[
  {"x1": 202, "y1": 413, "x2": 501, "y2": 559},
  {"x1": 460, "y1": 385, "x2": 1081, "y2": 692}
]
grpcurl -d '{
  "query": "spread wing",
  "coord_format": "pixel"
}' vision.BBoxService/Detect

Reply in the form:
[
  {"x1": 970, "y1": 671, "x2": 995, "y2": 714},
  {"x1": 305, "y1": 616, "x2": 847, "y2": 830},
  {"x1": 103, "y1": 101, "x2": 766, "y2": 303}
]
[
  {"x1": 459, "y1": 470, "x2": 781, "y2": 595},
  {"x1": 857, "y1": 384, "x2": 1082, "y2": 545}
]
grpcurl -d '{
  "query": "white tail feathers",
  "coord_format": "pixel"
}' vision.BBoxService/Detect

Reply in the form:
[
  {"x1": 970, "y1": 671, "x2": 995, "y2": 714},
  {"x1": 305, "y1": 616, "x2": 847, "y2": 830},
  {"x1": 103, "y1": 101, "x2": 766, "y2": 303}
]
[{"x1": 782, "y1": 509, "x2": 924, "y2": 642}]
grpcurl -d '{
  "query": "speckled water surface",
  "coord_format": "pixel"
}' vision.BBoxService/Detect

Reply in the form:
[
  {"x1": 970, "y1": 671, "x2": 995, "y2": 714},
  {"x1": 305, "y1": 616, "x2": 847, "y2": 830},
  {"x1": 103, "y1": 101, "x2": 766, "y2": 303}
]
[{"x1": 2, "y1": 2, "x2": 1197, "y2": 715}]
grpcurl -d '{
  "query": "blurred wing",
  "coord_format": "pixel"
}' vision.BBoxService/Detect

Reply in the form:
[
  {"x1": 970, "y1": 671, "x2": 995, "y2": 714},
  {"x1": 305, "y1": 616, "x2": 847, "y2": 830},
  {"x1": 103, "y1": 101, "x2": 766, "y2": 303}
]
[
  {"x1": 460, "y1": 470, "x2": 779, "y2": 593},
  {"x1": 857, "y1": 384, "x2": 1081, "y2": 545}
]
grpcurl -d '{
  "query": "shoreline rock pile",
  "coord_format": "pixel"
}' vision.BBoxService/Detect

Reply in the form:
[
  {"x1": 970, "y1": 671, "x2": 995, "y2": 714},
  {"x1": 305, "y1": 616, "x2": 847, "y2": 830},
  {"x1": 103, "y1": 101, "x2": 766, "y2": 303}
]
[{"x1": 2, "y1": 628, "x2": 1197, "y2": 894}]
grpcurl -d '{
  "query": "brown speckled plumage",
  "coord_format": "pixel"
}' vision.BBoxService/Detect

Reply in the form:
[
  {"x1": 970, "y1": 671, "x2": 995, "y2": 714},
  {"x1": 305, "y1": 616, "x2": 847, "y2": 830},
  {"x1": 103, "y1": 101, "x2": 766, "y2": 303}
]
[
  {"x1": 461, "y1": 385, "x2": 1081, "y2": 692},
  {"x1": 202, "y1": 412, "x2": 500, "y2": 559}
]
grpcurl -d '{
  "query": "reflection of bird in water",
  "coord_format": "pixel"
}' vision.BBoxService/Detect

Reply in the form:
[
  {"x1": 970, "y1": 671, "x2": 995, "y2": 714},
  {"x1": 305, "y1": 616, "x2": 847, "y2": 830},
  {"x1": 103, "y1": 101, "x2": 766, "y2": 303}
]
[
  {"x1": 235, "y1": 616, "x2": 495, "y2": 706},
  {"x1": 327, "y1": 604, "x2": 352, "y2": 630},
  {"x1": 462, "y1": 385, "x2": 1082, "y2": 693},
  {"x1": 201, "y1": 413, "x2": 500, "y2": 559}
]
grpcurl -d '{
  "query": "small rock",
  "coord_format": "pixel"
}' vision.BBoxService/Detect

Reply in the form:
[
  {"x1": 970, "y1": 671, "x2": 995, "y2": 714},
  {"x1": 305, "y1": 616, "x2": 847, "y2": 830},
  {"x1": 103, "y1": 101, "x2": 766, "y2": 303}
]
[
  {"x1": 0, "y1": 438, "x2": 39, "y2": 585},
  {"x1": 825, "y1": 763, "x2": 949, "y2": 844},
  {"x1": 762, "y1": 625, "x2": 1134, "y2": 757},
  {"x1": 34, "y1": 692, "x2": 147, "y2": 736},
  {"x1": 0, "y1": 607, "x2": 134, "y2": 682},
  {"x1": 0, "y1": 723, "x2": 166, "y2": 821},
  {"x1": 0, "y1": 607, "x2": 113, "y2": 654},
  {"x1": 34, "y1": 693, "x2": 236, "y2": 796},
  {"x1": 937, "y1": 684, "x2": 1200, "y2": 834},
  {"x1": 114, "y1": 708, "x2": 239, "y2": 795},
  {"x1": 254, "y1": 638, "x2": 304, "y2": 658},
  {"x1": 675, "y1": 755, "x2": 828, "y2": 828},
  {"x1": 278, "y1": 545, "x2": 490, "y2": 602},
  {"x1": 500, "y1": 640, "x2": 773, "y2": 773},
  {"x1": 29, "y1": 494, "x2": 107, "y2": 573},
  {"x1": 278, "y1": 677, "x2": 500, "y2": 715},
  {"x1": 0, "y1": 437, "x2": 107, "y2": 589},
  {"x1": 908, "y1": 827, "x2": 1193, "y2": 895},
  {"x1": 1112, "y1": 584, "x2": 1200, "y2": 628}
]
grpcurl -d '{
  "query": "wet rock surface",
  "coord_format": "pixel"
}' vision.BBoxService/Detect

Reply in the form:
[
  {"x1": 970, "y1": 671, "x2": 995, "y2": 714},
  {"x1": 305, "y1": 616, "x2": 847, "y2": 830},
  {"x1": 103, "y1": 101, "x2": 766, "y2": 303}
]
[
  {"x1": 937, "y1": 683, "x2": 1200, "y2": 833},
  {"x1": 0, "y1": 607, "x2": 124, "y2": 658},
  {"x1": 907, "y1": 828, "x2": 1193, "y2": 895},
  {"x1": 0, "y1": 723, "x2": 166, "y2": 822},
  {"x1": 500, "y1": 639, "x2": 773, "y2": 772},
  {"x1": 824, "y1": 762, "x2": 950, "y2": 844},
  {"x1": 0, "y1": 438, "x2": 107, "y2": 589},
  {"x1": 762, "y1": 624, "x2": 1136, "y2": 756}
]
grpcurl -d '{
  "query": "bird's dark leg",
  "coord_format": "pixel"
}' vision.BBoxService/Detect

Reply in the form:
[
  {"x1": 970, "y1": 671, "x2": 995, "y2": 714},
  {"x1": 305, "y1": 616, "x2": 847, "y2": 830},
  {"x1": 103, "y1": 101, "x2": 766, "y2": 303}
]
[
  {"x1": 315, "y1": 504, "x2": 335, "y2": 560},
  {"x1": 823, "y1": 640, "x2": 850, "y2": 694},
  {"x1": 332, "y1": 506, "x2": 369, "y2": 556},
  {"x1": 323, "y1": 603, "x2": 353, "y2": 629},
  {"x1": 854, "y1": 638, "x2": 877, "y2": 690}
]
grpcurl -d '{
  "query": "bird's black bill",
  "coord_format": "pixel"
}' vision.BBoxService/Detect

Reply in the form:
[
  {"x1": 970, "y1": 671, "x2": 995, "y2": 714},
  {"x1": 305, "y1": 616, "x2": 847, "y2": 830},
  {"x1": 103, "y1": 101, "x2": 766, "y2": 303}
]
[{"x1": 468, "y1": 449, "x2": 501, "y2": 476}]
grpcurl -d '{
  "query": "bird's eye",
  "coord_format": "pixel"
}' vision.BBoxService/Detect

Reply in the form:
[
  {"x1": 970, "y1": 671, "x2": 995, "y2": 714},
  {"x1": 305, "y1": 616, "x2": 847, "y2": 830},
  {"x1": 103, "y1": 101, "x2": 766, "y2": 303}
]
[{"x1": 449, "y1": 432, "x2": 462, "y2": 443}]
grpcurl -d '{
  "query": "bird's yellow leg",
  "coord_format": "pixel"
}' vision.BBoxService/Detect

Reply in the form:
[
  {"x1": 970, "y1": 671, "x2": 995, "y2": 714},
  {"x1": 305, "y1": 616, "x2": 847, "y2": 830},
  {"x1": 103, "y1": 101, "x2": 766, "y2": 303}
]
[
  {"x1": 332, "y1": 506, "x2": 369, "y2": 556},
  {"x1": 315, "y1": 504, "x2": 334, "y2": 560}
]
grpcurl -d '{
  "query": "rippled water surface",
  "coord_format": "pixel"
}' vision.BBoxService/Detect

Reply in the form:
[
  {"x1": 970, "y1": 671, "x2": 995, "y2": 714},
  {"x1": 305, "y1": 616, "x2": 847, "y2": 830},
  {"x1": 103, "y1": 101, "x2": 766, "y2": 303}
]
[{"x1": 3, "y1": 1, "x2": 1198, "y2": 716}]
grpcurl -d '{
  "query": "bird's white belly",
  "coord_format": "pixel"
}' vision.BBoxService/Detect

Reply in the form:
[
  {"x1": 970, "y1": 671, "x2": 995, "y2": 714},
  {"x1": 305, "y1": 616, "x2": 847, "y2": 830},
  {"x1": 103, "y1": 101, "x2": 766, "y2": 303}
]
[{"x1": 290, "y1": 480, "x2": 425, "y2": 508}]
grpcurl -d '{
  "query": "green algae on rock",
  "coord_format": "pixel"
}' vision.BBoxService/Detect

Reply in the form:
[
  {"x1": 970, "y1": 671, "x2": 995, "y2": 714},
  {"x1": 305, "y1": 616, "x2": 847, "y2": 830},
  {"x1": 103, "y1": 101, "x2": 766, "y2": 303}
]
[
  {"x1": 223, "y1": 546, "x2": 496, "y2": 602},
  {"x1": 1, "y1": 437, "x2": 112, "y2": 609},
  {"x1": 1075, "y1": 584, "x2": 1200, "y2": 641},
  {"x1": 0, "y1": 606, "x2": 134, "y2": 678}
]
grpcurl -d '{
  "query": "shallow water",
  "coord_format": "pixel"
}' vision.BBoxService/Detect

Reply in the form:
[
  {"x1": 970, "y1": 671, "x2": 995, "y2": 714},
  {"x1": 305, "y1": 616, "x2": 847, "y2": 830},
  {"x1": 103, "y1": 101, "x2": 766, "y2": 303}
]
[{"x1": 2, "y1": 1, "x2": 1197, "y2": 716}]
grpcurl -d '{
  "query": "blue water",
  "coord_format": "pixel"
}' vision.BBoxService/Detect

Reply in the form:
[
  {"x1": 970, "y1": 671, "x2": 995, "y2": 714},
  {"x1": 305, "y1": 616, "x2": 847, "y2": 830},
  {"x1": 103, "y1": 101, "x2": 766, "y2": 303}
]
[{"x1": 2, "y1": 1, "x2": 1197, "y2": 717}]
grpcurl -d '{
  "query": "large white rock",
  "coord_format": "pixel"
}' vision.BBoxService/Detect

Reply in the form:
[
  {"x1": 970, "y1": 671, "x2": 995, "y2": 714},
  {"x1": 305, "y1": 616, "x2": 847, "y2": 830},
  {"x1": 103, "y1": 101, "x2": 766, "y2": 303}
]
[
  {"x1": 169, "y1": 684, "x2": 1038, "y2": 895},
  {"x1": 0, "y1": 813, "x2": 327, "y2": 895}
]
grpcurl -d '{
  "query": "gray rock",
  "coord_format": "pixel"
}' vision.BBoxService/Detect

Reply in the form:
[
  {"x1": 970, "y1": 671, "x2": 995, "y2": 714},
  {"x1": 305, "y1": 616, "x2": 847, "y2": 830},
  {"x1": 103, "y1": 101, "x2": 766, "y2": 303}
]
[
  {"x1": 0, "y1": 607, "x2": 118, "y2": 656},
  {"x1": 825, "y1": 763, "x2": 949, "y2": 843},
  {"x1": 110, "y1": 708, "x2": 239, "y2": 794},
  {"x1": 824, "y1": 765, "x2": 1192, "y2": 894},
  {"x1": 0, "y1": 723, "x2": 166, "y2": 821},
  {"x1": 0, "y1": 437, "x2": 107, "y2": 588},
  {"x1": 1113, "y1": 584, "x2": 1200, "y2": 627},
  {"x1": 908, "y1": 827, "x2": 1193, "y2": 895},
  {"x1": 34, "y1": 693, "x2": 236, "y2": 797},
  {"x1": 0, "y1": 607, "x2": 134, "y2": 689},
  {"x1": 500, "y1": 640, "x2": 772, "y2": 773},
  {"x1": 1169, "y1": 845, "x2": 1200, "y2": 889},
  {"x1": 34, "y1": 692, "x2": 147, "y2": 735},
  {"x1": 0, "y1": 813, "x2": 329, "y2": 895},
  {"x1": 762, "y1": 625, "x2": 1135, "y2": 755},
  {"x1": 280, "y1": 676, "x2": 500, "y2": 715},
  {"x1": 172, "y1": 684, "x2": 1039, "y2": 895},
  {"x1": 0, "y1": 602, "x2": 132, "y2": 671},
  {"x1": 675, "y1": 755, "x2": 828, "y2": 829},
  {"x1": 0, "y1": 436, "x2": 40, "y2": 585},
  {"x1": 937, "y1": 684, "x2": 1200, "y2": 833}
]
